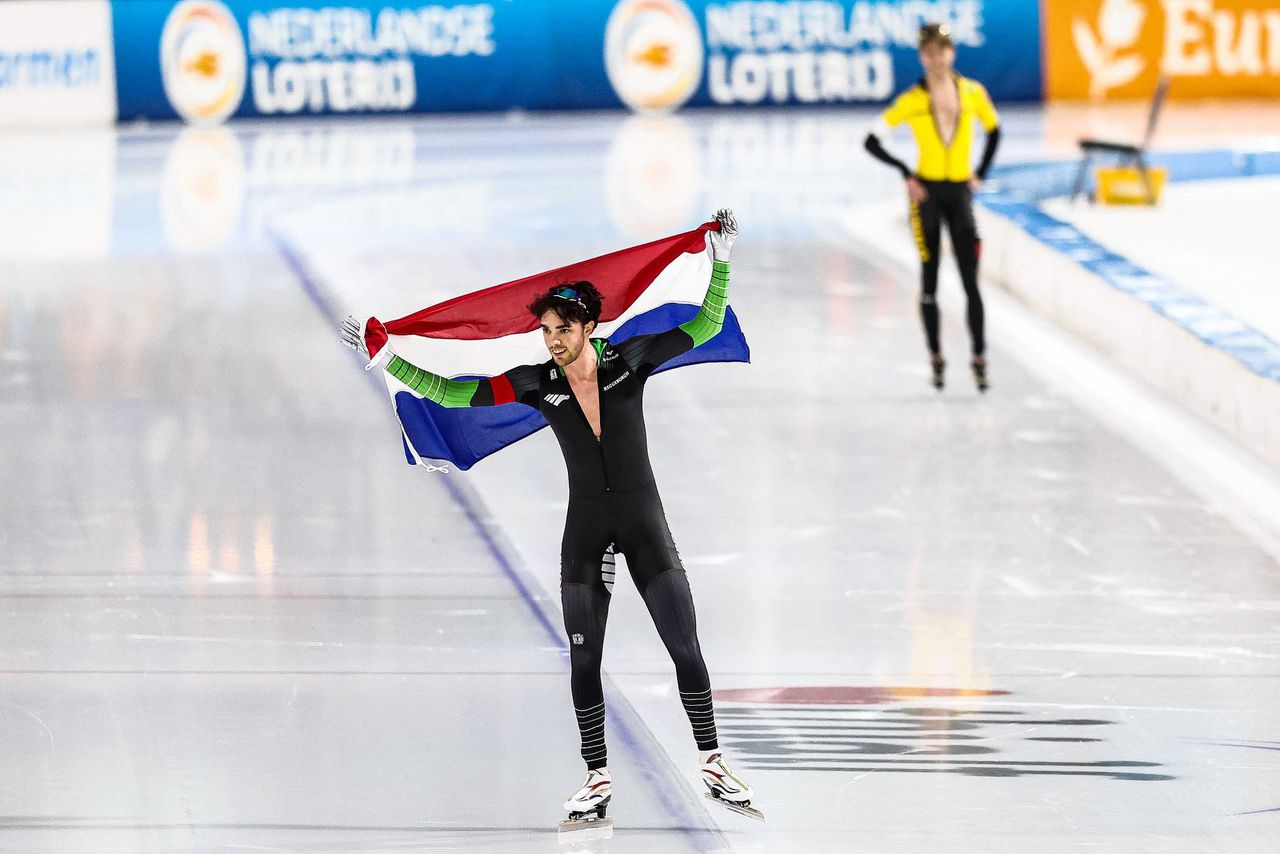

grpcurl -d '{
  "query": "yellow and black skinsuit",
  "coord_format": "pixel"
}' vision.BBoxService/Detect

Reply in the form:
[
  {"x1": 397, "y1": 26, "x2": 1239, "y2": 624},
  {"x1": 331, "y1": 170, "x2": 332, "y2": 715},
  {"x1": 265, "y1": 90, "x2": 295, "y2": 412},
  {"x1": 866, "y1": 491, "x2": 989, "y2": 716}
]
[{"x1": 865, "y1": 75, "x2": 1001, "y2": 356}]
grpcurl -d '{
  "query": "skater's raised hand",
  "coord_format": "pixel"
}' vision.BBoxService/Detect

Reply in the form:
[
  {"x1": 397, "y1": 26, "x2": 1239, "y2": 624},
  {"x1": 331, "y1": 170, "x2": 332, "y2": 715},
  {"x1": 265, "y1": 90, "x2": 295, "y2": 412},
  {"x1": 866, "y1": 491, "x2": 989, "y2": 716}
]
[
  {"x1": 708, "y1": 208, "x2": 738, "y2": 263},
  {"x1": 340, "y1": 315, "x2": 368, "y2": 355},
  {"x1": 341, "y1": 315, "x2": 391, "y2": 369}
]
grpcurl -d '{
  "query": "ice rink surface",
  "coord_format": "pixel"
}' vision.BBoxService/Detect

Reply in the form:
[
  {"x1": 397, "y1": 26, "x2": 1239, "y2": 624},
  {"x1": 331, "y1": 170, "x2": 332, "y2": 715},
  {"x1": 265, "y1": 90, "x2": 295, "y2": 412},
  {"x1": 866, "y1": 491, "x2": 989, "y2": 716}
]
[{"x1": 3, "y1": 103, "x2": 1280, "y2": 853}]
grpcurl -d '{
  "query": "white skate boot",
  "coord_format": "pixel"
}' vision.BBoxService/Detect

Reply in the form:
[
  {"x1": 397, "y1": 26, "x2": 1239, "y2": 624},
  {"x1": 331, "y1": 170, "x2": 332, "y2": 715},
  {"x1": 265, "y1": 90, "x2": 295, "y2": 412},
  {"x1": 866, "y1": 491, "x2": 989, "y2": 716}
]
[
  {"x1": 558, "y1": 767, "x2": 613, "y2": 834},
  {"x1": 700, "y1": 751, "x2": 764, "y2": 821}
]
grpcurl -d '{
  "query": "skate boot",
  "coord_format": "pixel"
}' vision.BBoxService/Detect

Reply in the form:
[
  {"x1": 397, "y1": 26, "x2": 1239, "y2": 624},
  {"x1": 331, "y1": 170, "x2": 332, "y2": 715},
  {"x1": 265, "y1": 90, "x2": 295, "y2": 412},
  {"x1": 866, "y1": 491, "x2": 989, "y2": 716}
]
[
  {"x1": 971, "y1": 357, "x2": 989, "y2": 393},
  {"x1": 930, "y1": 355, "x2": 946, "y2": 391},
  {"x1": 559, "y1": 768, "x2": 613, "y2": 834},
  {"x1": 700, "y1": 751, "x2": 764, "y2": 821}
]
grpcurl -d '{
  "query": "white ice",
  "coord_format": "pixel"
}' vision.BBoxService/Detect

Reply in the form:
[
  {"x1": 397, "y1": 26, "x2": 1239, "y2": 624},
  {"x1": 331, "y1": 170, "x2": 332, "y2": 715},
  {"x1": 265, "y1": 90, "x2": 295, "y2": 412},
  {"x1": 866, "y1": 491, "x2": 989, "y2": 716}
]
[{"x1": 2, "y1": 102, "x2": 1280, "y2": 854}]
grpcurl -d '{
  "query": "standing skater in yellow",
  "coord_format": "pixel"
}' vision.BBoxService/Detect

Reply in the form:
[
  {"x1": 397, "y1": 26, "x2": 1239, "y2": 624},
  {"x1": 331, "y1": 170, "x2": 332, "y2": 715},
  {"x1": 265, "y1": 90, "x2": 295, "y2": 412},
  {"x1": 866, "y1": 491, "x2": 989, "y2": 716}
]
[{"x1": 864, "y1": 22, "x2": 1001, "y2": 392}]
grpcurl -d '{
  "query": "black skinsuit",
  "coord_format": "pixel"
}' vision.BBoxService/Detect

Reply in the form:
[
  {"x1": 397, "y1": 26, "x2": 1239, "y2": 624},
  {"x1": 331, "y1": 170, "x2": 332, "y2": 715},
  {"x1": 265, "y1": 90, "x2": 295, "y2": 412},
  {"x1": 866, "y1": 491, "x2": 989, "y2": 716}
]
[{"x1": 469, "y1": 330, "x2": 718, "y2": 769}]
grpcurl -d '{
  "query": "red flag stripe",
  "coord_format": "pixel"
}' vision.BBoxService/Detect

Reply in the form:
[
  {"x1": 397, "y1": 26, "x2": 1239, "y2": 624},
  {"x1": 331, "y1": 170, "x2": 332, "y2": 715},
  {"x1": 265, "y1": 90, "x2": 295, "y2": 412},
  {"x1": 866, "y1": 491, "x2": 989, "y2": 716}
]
[{"x1": 383, "y1": 223, "x2": 715, "y2": 341}]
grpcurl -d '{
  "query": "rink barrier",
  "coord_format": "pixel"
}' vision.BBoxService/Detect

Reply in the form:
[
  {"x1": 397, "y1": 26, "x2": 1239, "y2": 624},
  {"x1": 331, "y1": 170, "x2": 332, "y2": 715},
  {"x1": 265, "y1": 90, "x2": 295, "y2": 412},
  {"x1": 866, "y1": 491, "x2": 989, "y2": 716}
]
[{"x1": 977, "y1": 149, "x2": 1280, "y2": 466}]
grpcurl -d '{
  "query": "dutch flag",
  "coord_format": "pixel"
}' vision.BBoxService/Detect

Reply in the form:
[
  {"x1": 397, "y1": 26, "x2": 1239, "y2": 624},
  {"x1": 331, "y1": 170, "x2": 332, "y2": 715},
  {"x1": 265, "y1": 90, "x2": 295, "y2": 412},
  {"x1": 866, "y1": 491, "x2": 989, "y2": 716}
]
[{"x1": 370, "y1": 221, "x2": 750, "y2": 470}]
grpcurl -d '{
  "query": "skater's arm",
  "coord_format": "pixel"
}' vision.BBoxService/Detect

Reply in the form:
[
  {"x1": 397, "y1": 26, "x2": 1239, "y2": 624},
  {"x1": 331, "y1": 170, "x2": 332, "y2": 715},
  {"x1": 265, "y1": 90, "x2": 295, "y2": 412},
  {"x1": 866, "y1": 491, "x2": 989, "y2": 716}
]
[
  {"x1": 680, "y1": 207, "x2": 737, "y2": 347},
  {"x1": 975, "y1": 125, "x2": 1001, "y2": 181},
  {"x1": 340, "y1": 315, "x2": 539, "y2": 408},
  {"x1": 615, "y1": 210, "x2": 736, "y2": 375},
  {"x1": 864, "y1": 93, "x2": 913, "y2": 179},
  {"x1": 384, "y1": 355, "x2": 537, "y2": 408},
  {"x1": 864, "y1": 124, "x2": 912, "y2": 179},
  {"x1": 615, "y1": 262, "x2": 731, "y2": 374},
  {"x1": 678, "y1": 258, "x2": 731, "y2": 348},
  {"x1": 973, "y1": 82, "x2": 1001, "y2": 181}
]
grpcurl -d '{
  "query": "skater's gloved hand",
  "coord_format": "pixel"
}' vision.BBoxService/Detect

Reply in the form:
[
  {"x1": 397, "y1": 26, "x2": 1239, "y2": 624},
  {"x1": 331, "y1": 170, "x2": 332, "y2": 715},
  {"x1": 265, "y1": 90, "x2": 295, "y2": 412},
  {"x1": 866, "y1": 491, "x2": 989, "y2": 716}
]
[
  {"x1": 906, "y1": 176, "x2": 928, "y2": 204},
  {"x1": 707, "y1": 208, "x2": 737, "y2": 263},
  {"x1": 341, "y1": 315, "x2": 394, "y2": 371}
]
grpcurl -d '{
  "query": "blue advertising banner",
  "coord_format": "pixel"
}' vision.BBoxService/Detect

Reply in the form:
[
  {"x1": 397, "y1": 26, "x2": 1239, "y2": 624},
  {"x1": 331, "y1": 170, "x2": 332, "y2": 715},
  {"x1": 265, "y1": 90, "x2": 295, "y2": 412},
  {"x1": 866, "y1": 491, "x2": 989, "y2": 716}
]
[
  {"x1": 112, "y1": 0, "x2": 549, "y2": 121},
  {"x1": 581, "y1": 0, "x2": 1041, "y2": 110},
  {"x1": 111, "y1": 0, "x2": 1041, "y2": 122}
]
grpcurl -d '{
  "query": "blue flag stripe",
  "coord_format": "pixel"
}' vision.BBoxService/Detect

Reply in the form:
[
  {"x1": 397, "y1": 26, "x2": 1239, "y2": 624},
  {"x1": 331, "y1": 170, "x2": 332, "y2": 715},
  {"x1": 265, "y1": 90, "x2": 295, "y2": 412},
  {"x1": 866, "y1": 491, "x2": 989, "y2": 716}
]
[{"x1": 394, "y1": 303, "x2": 749, "y2": 470}]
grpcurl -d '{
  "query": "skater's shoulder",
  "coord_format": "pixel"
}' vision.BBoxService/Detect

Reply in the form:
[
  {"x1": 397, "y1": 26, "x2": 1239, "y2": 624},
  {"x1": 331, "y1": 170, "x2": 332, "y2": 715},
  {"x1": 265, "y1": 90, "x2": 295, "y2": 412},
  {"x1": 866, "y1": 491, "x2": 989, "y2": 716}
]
[
  {"x1": 506, "y1": 359, "x2": 558, "y2": 387},
  {"x1": 889, "y1": 80, "x2": 930, "y2": 109},
  {"x1": 506, "y1": 361, "x2": 551, "y2": 377}
]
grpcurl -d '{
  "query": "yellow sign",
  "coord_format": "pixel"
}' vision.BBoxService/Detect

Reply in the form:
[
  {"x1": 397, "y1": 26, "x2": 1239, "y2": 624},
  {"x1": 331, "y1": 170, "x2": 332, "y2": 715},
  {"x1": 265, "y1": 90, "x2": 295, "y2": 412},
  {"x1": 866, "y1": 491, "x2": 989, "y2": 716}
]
[
  {"x1": 1096, "y1": 165, "x2": 1168, "y2": 204},
  {"x1": 1045, "y1": 0, "x2": 1280, "y2": 99}
]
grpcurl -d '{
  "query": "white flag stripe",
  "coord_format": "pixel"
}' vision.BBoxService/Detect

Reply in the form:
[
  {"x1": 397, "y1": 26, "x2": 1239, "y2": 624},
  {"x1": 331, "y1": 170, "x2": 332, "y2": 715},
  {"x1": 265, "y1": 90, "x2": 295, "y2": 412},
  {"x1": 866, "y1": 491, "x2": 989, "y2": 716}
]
[{"x1": 383, "y1": 248, "x2": 712, "y2": 381}]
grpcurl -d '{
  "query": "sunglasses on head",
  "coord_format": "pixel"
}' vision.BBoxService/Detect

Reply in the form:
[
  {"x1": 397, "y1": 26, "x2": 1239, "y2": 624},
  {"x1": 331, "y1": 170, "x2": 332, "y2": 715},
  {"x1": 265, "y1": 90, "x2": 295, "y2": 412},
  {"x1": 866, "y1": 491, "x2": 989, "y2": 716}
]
[{"x1": 553, "y1": 287, "x2": 588, "y2": 308}]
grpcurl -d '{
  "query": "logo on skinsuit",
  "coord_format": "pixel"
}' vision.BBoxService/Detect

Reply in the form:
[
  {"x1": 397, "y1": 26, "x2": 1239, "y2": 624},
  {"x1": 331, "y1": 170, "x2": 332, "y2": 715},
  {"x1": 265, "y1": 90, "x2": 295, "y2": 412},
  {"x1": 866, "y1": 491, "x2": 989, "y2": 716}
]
[
  {"x1": 1046, "y1": 0, "x2": 1280, "y2": 100},
  {"x1": 571, "y1": 633, "x2": 585, "y2": 645},
  {"x1": 160, "y1": 0, "x2": 247, "y2": 124},
  {"x1": 605, "y1": 0, "x2": 704, "y2": 112}
]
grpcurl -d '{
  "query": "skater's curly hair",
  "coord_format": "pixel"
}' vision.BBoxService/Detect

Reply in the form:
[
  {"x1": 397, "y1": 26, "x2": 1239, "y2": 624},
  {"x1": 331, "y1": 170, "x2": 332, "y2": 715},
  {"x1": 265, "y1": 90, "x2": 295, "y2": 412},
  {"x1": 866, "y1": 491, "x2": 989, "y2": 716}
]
[{"x1": 530, "y1": 281, "x2": 604, "y2": 328}]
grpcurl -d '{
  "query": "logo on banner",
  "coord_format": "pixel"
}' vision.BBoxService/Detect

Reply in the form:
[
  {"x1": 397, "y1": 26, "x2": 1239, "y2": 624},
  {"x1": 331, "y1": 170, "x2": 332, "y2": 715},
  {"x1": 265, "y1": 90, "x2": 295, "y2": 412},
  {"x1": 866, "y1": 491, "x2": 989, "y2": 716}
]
[
  {"x1": 605, "y1": 0, "x2": 704, "y2": 112},
  {"x1": 1047, "y1": 0, "x2": 1280, "y2": 100},
  {"x1": 160, "y1": 0, "x2": 247, "y2": 124},
  {"x1": 243, "y1": 5, "x2": 495, "y2": 116},
  {"x1": 1072, "y1": 0, "x2": 1147, "y2": 98},
  {"x1": 0, "y1": 0, "x2": 118, "y2": 126},
  {"x1": 702, "y1": 1, "x2": 958, "y2": 106}
]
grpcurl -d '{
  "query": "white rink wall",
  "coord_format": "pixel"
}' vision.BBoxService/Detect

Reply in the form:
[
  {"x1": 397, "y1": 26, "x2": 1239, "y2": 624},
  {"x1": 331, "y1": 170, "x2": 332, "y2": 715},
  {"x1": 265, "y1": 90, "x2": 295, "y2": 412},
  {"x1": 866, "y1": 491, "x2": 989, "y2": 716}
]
[{"x1": 978, "y1": 184, "x2": 1280, "y2": 469}]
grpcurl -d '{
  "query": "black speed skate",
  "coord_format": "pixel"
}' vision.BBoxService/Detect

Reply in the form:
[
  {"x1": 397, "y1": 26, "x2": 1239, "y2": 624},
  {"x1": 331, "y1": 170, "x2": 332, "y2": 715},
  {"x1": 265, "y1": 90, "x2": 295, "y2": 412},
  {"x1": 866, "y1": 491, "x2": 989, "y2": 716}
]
[
  {"x1": 971, "y1": 358, "x2": 989, "y2": 393},
  {"x1": 930, "y1": 356, "x2": 946, "y2": 391}
]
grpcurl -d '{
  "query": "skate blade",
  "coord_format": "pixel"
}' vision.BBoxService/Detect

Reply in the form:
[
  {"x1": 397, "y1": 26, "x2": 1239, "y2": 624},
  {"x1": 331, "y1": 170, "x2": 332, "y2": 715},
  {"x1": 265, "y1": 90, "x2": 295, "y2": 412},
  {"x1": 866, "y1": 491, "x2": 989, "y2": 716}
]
[
  {"x1": 557, "y1": 815, "x2": 613, "y2": 839},
  {"x1": 704, "y1": 792, "x2": 765, "y2": 821}
]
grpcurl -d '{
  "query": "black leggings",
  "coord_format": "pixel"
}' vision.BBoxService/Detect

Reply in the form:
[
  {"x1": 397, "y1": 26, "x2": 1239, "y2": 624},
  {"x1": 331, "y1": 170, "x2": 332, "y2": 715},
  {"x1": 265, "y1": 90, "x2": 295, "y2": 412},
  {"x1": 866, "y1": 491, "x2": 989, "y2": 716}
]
[
  {"x1": 560, "y1": 482, "x2": 718, "y2": 769},
  {"x1": 909, "y1": 180, "x2": 985, "y2": 357}
]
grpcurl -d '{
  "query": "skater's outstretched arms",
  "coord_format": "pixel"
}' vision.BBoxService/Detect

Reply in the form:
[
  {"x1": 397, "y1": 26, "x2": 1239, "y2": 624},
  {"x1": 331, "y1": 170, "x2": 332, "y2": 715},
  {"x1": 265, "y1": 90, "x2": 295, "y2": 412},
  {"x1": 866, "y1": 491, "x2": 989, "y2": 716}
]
[
  {"x1": 615, "y1": 208, "x2": 737, "y2": 378},
  {"x1": 341, "y1": 315, "x2": 540, "y2": 408}
]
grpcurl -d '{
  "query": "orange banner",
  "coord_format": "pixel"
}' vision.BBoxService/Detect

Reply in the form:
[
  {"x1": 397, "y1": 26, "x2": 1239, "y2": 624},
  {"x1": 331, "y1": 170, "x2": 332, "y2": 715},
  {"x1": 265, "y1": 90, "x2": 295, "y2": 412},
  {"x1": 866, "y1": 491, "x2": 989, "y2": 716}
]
[{"x1": 1045, "y1": 0, "x2": 1280, "y2": 99}]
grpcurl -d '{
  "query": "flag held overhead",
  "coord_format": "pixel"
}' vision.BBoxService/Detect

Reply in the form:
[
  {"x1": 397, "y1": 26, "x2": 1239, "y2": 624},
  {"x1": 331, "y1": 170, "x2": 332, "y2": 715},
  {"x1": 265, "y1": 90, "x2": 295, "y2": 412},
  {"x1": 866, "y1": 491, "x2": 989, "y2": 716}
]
[{"x1": 348, "y1": 220, "x2": 749, "y2": 471}]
